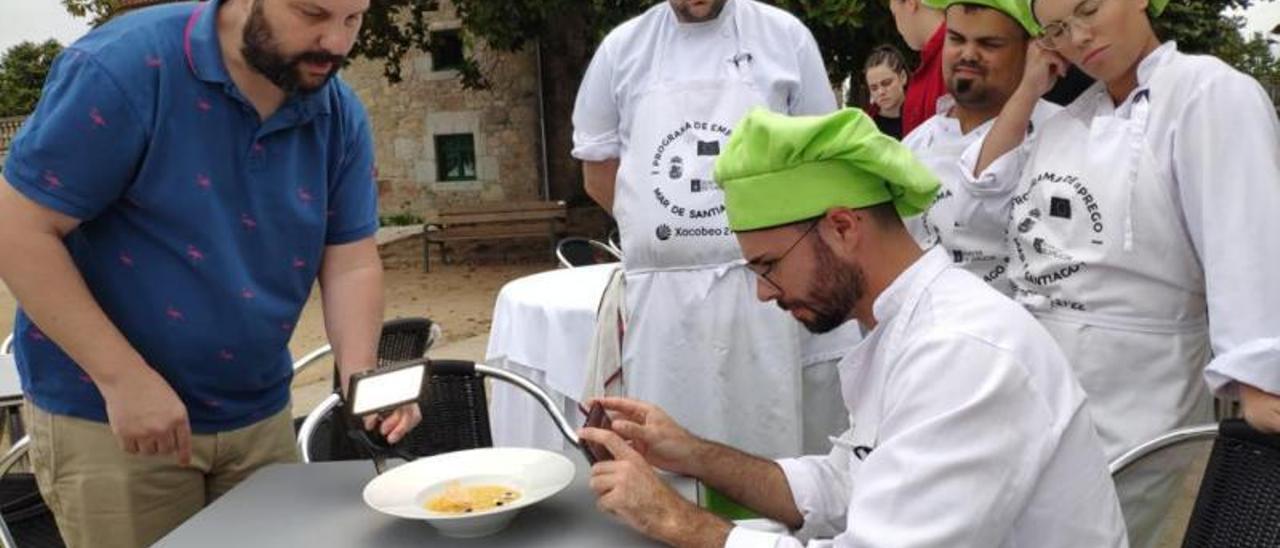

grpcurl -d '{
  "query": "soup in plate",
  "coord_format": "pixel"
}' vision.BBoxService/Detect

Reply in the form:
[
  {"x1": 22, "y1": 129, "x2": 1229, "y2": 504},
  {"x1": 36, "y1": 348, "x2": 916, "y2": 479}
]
[{"x1": 425, "y1": 481, "x2": 521, "y2": 514}]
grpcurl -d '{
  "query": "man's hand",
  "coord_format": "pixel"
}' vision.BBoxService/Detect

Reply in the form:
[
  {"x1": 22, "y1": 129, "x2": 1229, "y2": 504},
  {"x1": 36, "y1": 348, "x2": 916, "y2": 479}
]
[
  {"x1": 362, "y1": 403, "x2": 422, "y2": 444},
  {"x1": 590, "y1": 397, "x2": 705, "y2": 476},
  {"x1": 581, "y1": 427, "x2": 731, "y2": 547},
  {"x1": 1240, "y1": 383, "x2": 1280, "y2": 433},
  {"x1": 99, "y1": 367, "x2": 192, "y2": 465}
]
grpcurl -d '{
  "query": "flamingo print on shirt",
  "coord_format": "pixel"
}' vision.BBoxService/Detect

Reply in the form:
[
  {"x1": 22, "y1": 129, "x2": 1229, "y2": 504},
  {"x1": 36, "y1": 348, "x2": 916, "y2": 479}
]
[
  {"x1": 297, "y1": 187, "x2": 315, "y2": 203},
  {"x1": 291, "y1": 257, "x2": 306, "y2": 269},
  {"x1": 165, "y1": 305, "x2": 186, "y2": 322},
  {"x1": 240, "y1": 287, "x2": 255, "y2": 300},
  {"x1": 218, "y1": 349, "x2": 235, "y2": 361},
  {"x1": 27, "y1": 327, "x2": 47, "y2": 342},
  {"x1": 145, "y1": 55, "x2": 163, "y2": 68},
  {"x1": 240, "y1": 213, "x2": 257, "y2": 231},
  {"x1": 196, "y1": 173, "x2": 212, "y2": 189},
  {"x1": 119, "y1": 251, "x2": 134, "y2": 267},
  {"x1": 42, "y1": 171, "x2": 62, "y2": 190},
  {"x1": 89, "y1": 108, "x2": 107, "y2": 128},
  {"x1": 186, "y1": 244, "x2": 205, "y2": 263},
  {"x1": 196, "y1": 98, "x2": 211, "y2": 112}
]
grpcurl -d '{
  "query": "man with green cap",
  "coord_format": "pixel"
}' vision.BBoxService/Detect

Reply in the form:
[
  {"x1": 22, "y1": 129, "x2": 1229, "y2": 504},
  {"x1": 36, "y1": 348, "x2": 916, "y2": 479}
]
[
  {"x1": 901, "y1": 0, "x2": 1061, "y2": 295},
  {"x1": 578, "y1": 108, "x2": 1127, "y2": 548}
]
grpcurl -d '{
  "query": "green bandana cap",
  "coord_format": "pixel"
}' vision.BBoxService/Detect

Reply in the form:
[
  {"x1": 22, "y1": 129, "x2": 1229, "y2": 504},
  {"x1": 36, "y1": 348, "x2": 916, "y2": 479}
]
[
  {"x1": 925, "y1": 0, "x2": 1043, "y2": 35},
  {"x1": 714, "y1": 108, "x2": 940, "y2": 232}
]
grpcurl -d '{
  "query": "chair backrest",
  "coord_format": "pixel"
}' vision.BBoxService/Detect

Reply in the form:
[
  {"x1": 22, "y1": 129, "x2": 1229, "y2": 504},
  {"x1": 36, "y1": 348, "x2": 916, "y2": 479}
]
[
  {"x1": 375, "y1": 317, "x2": 438, "y2": 368},
  {"x1": 1182, "y1": 419, "x2": 1280, "y2": 547},
  {"x1": 302, "y1": 360, "x2": 492, "y2": 463},
  {"x1": 0, "y1": 437, "x2": 66, "y2": 548},
  {"x1": 295, "y1": 317, "x2": 441, "y2": 461},
  {"x1": 0, "y1": 335, "x2": 11, "y2": 355},
  {"x1": 556, "y1": 237, "x2": 622, "y2": 268}
]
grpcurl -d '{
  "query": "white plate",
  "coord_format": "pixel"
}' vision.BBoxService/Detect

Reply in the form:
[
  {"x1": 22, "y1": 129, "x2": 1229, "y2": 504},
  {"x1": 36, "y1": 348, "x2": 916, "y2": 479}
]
[{"x1": 362, "y1": 447, "x2": 575, "y2": 538}]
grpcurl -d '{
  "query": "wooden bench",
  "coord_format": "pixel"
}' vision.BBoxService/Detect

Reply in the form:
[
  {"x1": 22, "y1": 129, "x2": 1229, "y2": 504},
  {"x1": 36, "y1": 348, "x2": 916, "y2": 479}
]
[{"x1": 421, "y1": 200, "x2": 568, "y2": 271}]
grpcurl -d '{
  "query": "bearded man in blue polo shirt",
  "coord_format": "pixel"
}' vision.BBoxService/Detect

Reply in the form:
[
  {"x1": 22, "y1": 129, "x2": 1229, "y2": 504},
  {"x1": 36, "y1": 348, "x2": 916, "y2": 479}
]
[{"x1": 0, "y1": 1, "x2": 419, "y2": 546}]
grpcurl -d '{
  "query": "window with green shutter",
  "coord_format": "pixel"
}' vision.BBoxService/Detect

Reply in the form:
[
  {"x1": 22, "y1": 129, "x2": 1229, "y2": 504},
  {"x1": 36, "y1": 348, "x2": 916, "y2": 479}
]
[{"x1": 436, "y1": 134, "x2": 477, "y2": 182}]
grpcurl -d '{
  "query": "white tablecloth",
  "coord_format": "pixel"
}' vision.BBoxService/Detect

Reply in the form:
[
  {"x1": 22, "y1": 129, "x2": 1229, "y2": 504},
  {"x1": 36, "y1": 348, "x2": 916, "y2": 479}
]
[
  {"x1": 485, "y1": 264, "x2": 619, "y2": 450},
  {"x1": 485, "y1": 264, "x2": 857, "y2": 453}
]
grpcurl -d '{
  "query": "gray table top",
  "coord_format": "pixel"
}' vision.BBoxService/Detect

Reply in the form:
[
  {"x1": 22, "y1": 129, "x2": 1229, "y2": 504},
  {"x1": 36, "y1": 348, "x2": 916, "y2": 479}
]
[{"x1": 155, "y1": 455, "x2": 695, "y2": 547}]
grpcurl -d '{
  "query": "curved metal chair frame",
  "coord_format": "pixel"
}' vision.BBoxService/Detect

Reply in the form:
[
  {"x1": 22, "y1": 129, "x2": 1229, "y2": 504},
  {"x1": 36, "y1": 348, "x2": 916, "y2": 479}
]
[
  {"x1": 0, "y1": 335, "x2": 12, "y2": 356},
  {"x1": 298, "y1": 360, "x2": 581, "y2": 464},
  {"x1": 1109, "y1": 423, "x2": 1219, "y2": 477},
  {"x1": 605, "y1": 229, "x2": 622, "y2": 256},
  {"x1": 555, "y1": 237, "x2": 622, "y2": 269}
]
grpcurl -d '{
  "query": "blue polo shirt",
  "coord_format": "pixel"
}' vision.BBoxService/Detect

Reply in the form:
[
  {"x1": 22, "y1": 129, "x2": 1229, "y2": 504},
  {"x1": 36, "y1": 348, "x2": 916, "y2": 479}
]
[{"x1": 3, "y1": 1, "x2": 378, "y2": 433}]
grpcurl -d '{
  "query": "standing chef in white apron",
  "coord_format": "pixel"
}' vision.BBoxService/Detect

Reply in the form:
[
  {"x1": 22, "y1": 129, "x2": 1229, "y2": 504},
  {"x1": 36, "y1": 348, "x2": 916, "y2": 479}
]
[
  {"x1": 902, "y1": 0, "x2": 1061, "y2": 295},
  {"x1": 571, "y1": 0, "x2": 856, "y2": 457},
  {"x1": 578, "y1": 108, "x2": 1127, "y2": 548},
  {"x1": 959, "y1": 0, "x2": 1280, "y2": 543}
]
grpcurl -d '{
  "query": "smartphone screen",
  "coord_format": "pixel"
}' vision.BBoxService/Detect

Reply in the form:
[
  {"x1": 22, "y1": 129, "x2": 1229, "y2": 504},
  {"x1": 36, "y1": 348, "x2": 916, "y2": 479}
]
[
  {"x1": 349, "y1": 364, "x2": 426, "y2": 416},
  {"x1": 582, "y1": 401, "x2": 615, "y2": 464}
]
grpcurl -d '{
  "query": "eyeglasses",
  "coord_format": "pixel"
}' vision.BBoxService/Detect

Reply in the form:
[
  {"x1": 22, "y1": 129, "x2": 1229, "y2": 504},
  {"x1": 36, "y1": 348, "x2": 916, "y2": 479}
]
[
  {"x1": 1037, "y1": 0, "x2": 1107, "y2": 51},
  {"x1": 746, "y1": 219, "x2": 820, "y2": 292}
]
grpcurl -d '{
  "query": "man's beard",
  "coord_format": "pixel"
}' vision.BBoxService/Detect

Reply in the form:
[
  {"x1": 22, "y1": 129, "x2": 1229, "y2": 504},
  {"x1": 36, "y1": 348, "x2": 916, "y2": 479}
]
[
  {"x1": 241, "y1": 0, "x2": 344, "y2": 94},
  {"x1": 782, "y1": 238, "x2": 863, "y2": 334},
  {"x1": 947, "y1": 62, "x2": 993, "y2": 109}
]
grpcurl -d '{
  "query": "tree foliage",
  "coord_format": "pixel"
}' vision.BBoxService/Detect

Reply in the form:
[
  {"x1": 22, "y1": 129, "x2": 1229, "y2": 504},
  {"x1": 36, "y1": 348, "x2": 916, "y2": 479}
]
[
  {"x1": 442, "y1": 0, "x2": 905, "y2": 89},
  {"x1": 60, "y1": 0, "x2": 1278, "y2": 86},
  {"x1": 0, "y1": 40, "x2": 64, "y2": 117}
]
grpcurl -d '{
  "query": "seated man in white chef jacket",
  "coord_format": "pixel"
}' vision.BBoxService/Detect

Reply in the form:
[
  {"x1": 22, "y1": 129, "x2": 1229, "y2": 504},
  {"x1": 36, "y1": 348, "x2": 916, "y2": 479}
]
[{"x1": 578, "y1": 108, "x2": 1128, "y2": 548}]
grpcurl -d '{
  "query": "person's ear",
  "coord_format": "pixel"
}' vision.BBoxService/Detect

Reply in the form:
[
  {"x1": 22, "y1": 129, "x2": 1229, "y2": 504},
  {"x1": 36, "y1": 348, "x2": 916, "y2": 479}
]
[{"x1": 821, "y1": 208, "x2": 860, "y2": 251}]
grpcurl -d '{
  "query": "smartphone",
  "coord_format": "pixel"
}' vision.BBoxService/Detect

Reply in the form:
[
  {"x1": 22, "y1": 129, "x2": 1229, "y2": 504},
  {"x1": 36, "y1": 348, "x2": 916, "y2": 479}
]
[
  {"x1": 581, "y1": 401, "x2": 615, "y2": 464},
  {"x1": 346, "y1": 361, "x2": 427, "y2": 417}
]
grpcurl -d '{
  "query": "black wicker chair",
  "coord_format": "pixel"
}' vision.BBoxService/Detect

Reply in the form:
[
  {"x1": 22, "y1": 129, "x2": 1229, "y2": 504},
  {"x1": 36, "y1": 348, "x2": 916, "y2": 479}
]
[
  {"x1": 0, "y1": 437, "x2": 65, "y2": 548},
  {"x1": 296, "y1": 359, "x2": 492, "y2": 464},
  {"x1": 1181, "y1": 419, "x2": 1280, "y2": 547},
  {"x1": 292, "y1": 317, "x2": 444, "y2": 462}
]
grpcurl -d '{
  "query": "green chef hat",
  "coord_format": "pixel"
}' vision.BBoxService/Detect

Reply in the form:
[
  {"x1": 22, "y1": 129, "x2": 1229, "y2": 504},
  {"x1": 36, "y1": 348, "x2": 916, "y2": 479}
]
[
  {"x1": 924, "y1": 0, "x2": 1042, "y2": 34},
  {"x1": 714, "y1": 108, "x2": 940, "y2": 232}
]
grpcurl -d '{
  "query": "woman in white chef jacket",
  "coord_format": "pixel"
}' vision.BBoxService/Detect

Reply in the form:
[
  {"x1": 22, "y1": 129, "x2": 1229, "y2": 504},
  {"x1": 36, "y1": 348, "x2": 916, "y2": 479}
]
[{"x1": 960, "y1": 0, "x2": 1280, "y2": 543}]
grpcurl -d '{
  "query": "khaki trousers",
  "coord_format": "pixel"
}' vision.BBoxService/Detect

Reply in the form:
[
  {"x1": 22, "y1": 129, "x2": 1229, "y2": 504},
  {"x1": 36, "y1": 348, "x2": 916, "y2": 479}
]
[{"x1": 25, "y1": 402, "x2": 299, "y2": 548}]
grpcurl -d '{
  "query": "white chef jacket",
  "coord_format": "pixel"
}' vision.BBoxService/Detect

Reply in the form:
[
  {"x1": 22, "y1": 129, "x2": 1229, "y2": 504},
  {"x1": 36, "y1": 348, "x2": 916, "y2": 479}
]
[
  {"x1": 902, "y1": 96, "x2": 1062, "y2": 294},
  {"x1": 571, "y1": 0, "x2": 835, "y2": 162},
  {"x1": 956, "y1": 42, "x2": 1280, "y2": 410},
  {"x1": 725, "y1": 248, "x2": 1128, "y2": 548}
]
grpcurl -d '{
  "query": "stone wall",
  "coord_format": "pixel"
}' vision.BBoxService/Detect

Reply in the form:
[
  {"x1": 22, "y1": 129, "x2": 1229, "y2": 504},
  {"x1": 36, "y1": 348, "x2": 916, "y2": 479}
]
[
  {"x1": 0, "y1": 116, "x2": 26, "y2": 169},
  {"x1": 341, "y1": 2, "x2": 545, "y2": 217}
]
